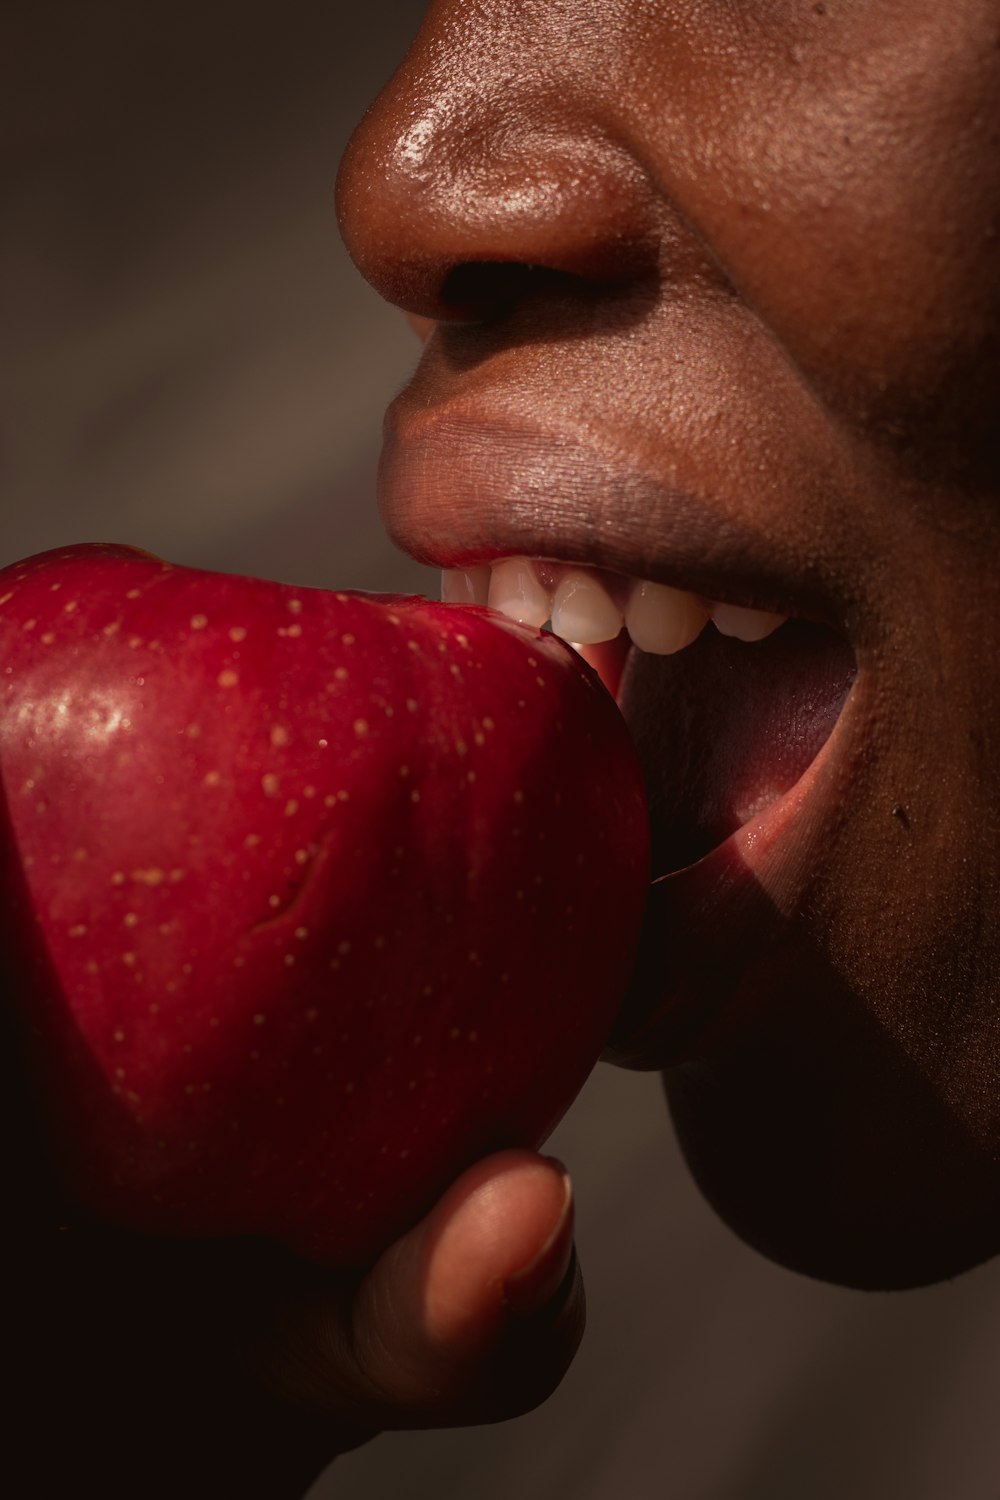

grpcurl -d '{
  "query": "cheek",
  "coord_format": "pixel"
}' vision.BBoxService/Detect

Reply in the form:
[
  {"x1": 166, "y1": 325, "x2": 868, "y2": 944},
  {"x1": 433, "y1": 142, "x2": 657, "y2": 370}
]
[{"x1": 628, "y1": 1, "x2": 1000, "y2": 468}]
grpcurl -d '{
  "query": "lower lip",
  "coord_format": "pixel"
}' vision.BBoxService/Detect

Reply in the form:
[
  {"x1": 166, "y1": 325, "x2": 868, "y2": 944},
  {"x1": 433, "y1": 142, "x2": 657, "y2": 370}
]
[{"x1": 604, "y1": 650, "x2": 858, "y2": 1068}]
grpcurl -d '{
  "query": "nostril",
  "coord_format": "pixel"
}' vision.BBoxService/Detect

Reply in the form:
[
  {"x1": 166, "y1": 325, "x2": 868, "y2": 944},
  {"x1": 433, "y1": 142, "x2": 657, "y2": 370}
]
[{"x1": 439, "y1": 261, "x2": 593, "y2": 322}]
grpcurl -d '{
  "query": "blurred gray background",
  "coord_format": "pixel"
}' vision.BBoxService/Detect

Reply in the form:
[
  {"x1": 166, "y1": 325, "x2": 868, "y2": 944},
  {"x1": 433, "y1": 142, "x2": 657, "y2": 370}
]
[{"x1": 5, "y1": 4, "x2": 1000, "y2": 1497}]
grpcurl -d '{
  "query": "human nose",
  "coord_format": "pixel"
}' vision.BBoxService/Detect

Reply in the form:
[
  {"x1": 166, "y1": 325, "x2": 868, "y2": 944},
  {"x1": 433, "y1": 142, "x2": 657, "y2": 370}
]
[{"x1": 335, "y1": 6, "x2": 661, "y2": 322}]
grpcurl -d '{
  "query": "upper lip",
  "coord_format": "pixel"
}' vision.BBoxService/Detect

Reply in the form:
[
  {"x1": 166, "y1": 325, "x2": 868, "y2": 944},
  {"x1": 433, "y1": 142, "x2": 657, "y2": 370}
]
[{"x1": 378, "y1": 393, "x2": 854, "y2": 637}]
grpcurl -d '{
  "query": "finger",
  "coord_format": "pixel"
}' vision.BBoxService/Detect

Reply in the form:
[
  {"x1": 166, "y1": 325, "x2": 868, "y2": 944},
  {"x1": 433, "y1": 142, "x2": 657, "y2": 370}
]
[
  {"x1": 355, "y1": 1148, "x2": 577, "y2": 1400},
  {"x1": 264, "y1": 1149, "x2": 584, "y2": 1429}
]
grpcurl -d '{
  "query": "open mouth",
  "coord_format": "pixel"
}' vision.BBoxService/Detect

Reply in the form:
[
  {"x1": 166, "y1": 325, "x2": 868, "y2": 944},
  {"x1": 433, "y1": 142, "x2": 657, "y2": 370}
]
[
  {"x1": 441, "y1": 556, "x2": 857, "y2": 879},
  {"x1": 382, "y1": 390, "x2": 866, "y2": 1062}
]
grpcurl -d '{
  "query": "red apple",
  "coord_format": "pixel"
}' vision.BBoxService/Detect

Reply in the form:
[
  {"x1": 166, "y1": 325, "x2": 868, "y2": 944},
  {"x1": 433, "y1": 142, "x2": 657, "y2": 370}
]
[{"x1": 0, "y1": 544, "x2": 648, "y2": 1267}]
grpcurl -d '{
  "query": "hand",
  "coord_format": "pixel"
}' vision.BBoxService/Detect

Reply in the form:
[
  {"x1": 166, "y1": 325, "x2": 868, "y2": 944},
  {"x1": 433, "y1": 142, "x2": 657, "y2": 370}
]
[{"x1": 10, "y1": 1146, "x2": 581, "y2": 1499}]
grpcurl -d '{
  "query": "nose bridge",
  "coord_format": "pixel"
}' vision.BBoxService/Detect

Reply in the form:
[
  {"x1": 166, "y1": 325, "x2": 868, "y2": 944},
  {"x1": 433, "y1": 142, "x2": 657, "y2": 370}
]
[{"x1": 335, "y1": 0, "x2": 662, "y2": 317}]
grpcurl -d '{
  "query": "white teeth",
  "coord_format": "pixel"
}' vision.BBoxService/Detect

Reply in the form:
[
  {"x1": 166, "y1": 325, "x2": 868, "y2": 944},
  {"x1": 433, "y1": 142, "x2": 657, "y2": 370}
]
[
  {"x1": 624, "y1": 580, "x2": 708, "y2": 655},
  {"x1": 441, "y1": 558, "x2": 788, "y2": 654},
  {"x1": 550, "y1": 571, "x2": 624, "y2": 644},
  {"x1": 711, "y1": 602, "x2": 787, "y2": 642},
  {"x1": 441, "y1": 566, "x2": 490, "y2": 607},
  {"x1": 486, "y1": 557, "x2": 551, "y2": 627}
]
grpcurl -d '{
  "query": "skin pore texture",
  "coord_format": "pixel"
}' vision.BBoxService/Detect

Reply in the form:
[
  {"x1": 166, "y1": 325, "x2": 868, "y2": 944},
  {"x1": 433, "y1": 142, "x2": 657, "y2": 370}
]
[{"x1": 337, "y1": 0, "x2": 1000, "y2": 1288}]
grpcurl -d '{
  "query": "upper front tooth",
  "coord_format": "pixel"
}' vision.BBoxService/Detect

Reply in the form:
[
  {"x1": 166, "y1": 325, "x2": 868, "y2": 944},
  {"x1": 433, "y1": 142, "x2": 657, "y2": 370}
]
[
  {"x1": 711, "y1": 602, "x2": 787, "y2": 642},
  {"x1": 487, "y1": 557, "x2": 551, "y2": 627},
  {"x1": 441, "y1": 566, "x2": 491, "y2": 607},
  {"x1": 550, "y1": 571, "x2": 624, "y2": 644},
  {"x1": 625, "y1": 580, "x2": 708, "y2": 655}
]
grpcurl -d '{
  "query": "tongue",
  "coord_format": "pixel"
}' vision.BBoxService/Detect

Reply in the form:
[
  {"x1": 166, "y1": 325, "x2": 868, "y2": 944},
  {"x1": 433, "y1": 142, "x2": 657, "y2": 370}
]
[{"x1": 618, "y1": 620, "x2": 856, "y2": 874}]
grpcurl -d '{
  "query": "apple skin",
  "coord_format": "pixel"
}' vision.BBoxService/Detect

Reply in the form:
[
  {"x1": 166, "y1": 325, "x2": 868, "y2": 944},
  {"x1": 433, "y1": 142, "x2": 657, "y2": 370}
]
[{"x1": 0, "y1": 545, "x2": 648, "y2": 1267}]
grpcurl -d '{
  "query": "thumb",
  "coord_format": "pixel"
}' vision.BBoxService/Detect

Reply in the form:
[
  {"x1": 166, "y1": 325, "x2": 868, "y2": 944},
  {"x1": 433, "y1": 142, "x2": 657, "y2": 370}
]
[{"x1": 263, "y1": 1149, "x2": 583, "y2": 1429}]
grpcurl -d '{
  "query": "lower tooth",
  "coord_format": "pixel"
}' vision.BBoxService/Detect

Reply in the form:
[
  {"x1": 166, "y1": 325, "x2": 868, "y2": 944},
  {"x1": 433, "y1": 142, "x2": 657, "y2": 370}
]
[
  {"x1": 711, "y1": 603, "x2": 787, "y2": 641},
  {"x1": 550, "y1": 572, "x2": 624, "y2": 644},
  {"x1": 441, "y1": 566, "x2": 491, "y2": 607},
  {"x1": 487, "y1": 558, "x2": 551, "y2": 627},
  {"x1": 624, "y1": 581, "x2": 708, "y2": 654}
]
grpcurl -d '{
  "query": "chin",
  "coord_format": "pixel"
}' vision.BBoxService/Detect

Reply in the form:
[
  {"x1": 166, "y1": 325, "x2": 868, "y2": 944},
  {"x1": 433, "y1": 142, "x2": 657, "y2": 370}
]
[{"x1": 664, "y1": 984, "x2": 1000, "y2": 1291}]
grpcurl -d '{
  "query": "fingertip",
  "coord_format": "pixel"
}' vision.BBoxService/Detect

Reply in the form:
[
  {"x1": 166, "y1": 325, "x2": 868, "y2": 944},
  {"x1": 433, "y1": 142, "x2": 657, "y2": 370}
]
[
  {"x1": 500, "y1": 1172, "x2": 574, "y2": 1318},
  {"x1": 421, "y1": 1151, "x2": 574, "y2": 1345},
  {"x1": 265, "y1": 1153, "x2": 583, "y2": 1430},
  {"x1": 347, "y1": 1151, "x2": 576, "y2": 1409}
]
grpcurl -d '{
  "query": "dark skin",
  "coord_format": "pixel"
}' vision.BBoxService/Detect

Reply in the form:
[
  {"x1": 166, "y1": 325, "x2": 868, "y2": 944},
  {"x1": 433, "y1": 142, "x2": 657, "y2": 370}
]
[
  {"x1": 337, "y1": 0, "x2": 1000, "y2": 1289},
  {"x1": 14, "y1": 0, "x2": 1000, "y2": 1492}
]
